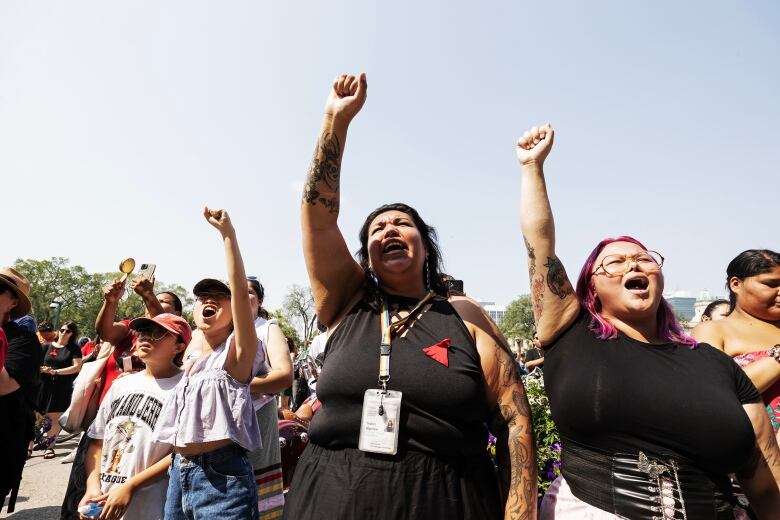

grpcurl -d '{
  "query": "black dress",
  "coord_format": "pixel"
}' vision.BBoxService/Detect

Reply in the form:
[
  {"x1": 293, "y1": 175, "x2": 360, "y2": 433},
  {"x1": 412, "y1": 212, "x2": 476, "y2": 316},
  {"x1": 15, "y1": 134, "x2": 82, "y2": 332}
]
[
  {"x1": 283, "y1": 294, "x2": 502, "y2": 520},
  {"x1": 37, "y1": 342, "x2": 82, "y2": 413}
]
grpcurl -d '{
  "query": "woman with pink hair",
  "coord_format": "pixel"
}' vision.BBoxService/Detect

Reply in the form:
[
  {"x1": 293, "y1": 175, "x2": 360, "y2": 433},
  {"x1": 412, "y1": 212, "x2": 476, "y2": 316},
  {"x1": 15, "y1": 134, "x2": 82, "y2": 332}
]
[{"x1": 518, "y1": 123, "x2": 780, "y2": 519}]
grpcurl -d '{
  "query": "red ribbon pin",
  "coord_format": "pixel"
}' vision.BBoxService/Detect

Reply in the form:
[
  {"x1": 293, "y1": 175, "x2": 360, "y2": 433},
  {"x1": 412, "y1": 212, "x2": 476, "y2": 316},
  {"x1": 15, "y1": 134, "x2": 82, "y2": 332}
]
[{"x1": 423, "y1": 338, "x2": 452, "y2": 367}]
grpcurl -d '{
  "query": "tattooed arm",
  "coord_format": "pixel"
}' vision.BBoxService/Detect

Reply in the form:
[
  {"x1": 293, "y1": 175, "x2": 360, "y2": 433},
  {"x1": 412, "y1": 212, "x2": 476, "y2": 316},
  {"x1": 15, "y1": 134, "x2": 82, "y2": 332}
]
[
  {"x1": 736, "y1": 403, "x2": 780, "y2": 517},
  {"x1": 301, "y1": 73, "x2": 368, "y2": 326},
  {"x1": 517, "y1": 123, "x2": 579, "y2": 345},
  {"x1": 451, "y1": 296, "x2": 537, "y2": 519}
]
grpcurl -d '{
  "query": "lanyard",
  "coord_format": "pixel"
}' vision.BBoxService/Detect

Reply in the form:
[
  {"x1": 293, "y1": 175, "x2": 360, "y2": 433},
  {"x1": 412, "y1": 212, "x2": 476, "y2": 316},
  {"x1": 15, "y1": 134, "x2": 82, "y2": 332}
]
[{"x1": 378, "y1": 290, "x2": 435, "y2": 393}]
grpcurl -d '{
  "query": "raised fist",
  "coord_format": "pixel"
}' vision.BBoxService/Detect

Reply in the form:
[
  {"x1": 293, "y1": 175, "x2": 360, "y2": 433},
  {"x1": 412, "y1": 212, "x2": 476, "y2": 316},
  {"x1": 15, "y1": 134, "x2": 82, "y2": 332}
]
[
  {"x1": 204, "y1": 206, "x2": 235, "y2": 236},
  {"x1": 324, "y1": 72, "x2": 367, "y2": 123},
  {"x1": 103, "y1": 279, "x2": 126, "y2": 304},
  {"x1": 516, "y1": 123, "x2": 554, "y2": 166}
]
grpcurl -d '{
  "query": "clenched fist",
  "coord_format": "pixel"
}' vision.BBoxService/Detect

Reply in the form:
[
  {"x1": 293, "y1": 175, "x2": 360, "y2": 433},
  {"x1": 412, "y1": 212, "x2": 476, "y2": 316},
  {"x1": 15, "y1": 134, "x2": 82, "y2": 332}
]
[
  {"x1": 516, "y1": 123, "x2": 554, "y2": 167},
  {"x1": 204, "y1": 207, "x2": 235, "y2": 237},
  {"x1": 324, "y1": 72, "x2": 367, "y2": 123}
]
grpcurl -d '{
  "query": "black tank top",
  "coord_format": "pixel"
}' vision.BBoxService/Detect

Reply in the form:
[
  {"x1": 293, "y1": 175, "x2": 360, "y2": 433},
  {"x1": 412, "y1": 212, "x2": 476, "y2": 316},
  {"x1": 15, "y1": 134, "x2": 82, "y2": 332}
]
[{"x1": 309, "y1": 294, "x2": 491, "y2": 457}]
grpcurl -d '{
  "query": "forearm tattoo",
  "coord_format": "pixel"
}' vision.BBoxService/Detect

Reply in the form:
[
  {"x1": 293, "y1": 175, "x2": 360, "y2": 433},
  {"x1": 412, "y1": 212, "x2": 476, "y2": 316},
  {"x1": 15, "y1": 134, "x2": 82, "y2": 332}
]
[
  {"x1": 524, "y1": 236, "x2": 536, "y2": 278},
  {"x1": 544, "y1": 256, "x2": 574, "y2": 299},
  {"x1": 302, "y1": 132, "x2": 342, "y2": 214},
  {"x1": 737, "y1": 438, "x2": 780, "y2": 481},
  {"x1": 489, "y1": 348, "x2": 537, "y2": 519}
]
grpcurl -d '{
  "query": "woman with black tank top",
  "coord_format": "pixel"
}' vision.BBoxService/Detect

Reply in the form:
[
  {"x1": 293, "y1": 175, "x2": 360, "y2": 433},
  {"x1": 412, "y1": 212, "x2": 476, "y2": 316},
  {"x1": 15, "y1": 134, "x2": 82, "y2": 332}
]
[
  {"x1": 282, "y1": 73, "x2": 537, "y2": 520},
  {"x1": 518, "y1": 123, "x2": 780, "y2": 519}
]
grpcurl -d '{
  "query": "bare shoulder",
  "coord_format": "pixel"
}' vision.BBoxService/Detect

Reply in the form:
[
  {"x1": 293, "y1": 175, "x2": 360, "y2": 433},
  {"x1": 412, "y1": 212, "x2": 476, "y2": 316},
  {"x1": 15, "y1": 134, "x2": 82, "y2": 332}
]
[
  {"x1": 449, "y1": 295, "x2": 501, "y2": 338},
  {"x1": 691, "y1": 319, "x2": 725, "y2": 350},
  {"x1": 449, "y1": 295, "x2": 511, "y2": 352}
]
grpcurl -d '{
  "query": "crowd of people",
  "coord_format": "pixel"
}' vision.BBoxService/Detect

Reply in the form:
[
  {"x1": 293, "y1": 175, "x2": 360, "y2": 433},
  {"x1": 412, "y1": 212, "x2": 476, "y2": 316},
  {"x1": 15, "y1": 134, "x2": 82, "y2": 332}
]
[{"x1": 0, "y1": 73, "x2": 778, "y2": 519}]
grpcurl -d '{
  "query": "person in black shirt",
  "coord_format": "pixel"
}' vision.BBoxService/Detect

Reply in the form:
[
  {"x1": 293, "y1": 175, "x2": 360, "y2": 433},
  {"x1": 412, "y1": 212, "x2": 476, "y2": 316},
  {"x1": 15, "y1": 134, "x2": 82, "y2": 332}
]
[
  {"x1": 284, "y1": 73, "x2": 536, "y2": 520},
  {"x1": 524, "y1": 334, "x2": 544, "y2": 375},
  {"x1": 36, "y1": 321, "x2": 83, "y2": 458},
  {"x1": 517, "y1": 123, "x2": 780, "y2": 519},
  {"x1": 0, "y1": 268, "x2": 41, "y2": 512}
]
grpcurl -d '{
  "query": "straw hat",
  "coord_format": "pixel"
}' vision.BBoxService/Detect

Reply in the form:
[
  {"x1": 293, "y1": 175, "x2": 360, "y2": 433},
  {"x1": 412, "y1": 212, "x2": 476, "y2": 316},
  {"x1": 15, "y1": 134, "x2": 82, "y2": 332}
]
[{"x1": 0, "y1": 267, "x2": 32, "y2": 319}]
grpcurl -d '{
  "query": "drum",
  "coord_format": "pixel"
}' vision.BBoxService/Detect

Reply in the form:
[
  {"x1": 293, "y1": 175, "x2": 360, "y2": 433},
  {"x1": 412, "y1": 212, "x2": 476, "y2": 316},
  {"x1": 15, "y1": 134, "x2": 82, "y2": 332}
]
[{"x1": 279, "y1": 419, "x2": 309, "y2": 490}]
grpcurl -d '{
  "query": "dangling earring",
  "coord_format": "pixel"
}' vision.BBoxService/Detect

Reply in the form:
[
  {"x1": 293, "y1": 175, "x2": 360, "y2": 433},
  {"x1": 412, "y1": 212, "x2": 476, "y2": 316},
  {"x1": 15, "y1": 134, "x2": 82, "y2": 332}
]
[
  {"x1": 424, "y1": 258, "x2": 431, "y2": 291},
  {"x1": 368, "y1": 268, "x2": 379, "y2": 289}
]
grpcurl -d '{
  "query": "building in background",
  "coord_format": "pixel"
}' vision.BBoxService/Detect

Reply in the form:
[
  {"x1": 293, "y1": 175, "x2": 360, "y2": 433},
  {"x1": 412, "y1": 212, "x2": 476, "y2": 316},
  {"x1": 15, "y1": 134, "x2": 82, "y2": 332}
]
[
  {"x1": 479, "y1": 301, "x2": 506, "y2": 325},
  {"x1": 665, "y1": 291, "x2": 697, "y2": 322},
  {"x1": 665, "y1": 289, "x2": 723, "y2": 329}
]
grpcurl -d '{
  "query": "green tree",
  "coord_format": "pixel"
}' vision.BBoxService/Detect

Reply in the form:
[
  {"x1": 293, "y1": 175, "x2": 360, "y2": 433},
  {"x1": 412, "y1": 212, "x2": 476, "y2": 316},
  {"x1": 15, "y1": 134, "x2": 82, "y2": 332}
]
[
  {"x1": 12, "y1": 258, "x2": 193, "y2": 338},
  {"x1": 270, "y1": 310, "x2": 302, "y2": 350},
  {"x1": 498, "y1": 295, "x2": 536, "y2": 343},
  {"x1": 281, "y1": 284, "x2": 315, "y2": 342}
]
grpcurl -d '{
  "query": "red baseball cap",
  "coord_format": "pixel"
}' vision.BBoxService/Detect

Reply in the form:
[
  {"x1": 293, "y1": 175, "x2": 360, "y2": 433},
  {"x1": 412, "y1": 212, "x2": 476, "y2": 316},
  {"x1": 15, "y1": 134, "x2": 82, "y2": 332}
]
[{"x1": 129, "y1": 313, "x2": 192, "y2": 345}]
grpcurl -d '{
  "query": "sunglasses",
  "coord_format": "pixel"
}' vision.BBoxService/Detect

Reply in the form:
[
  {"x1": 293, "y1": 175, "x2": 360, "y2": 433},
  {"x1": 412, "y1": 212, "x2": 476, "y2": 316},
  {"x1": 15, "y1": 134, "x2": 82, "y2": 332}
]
[
  {"x1": 60, "y1": 328, "x2": 73, "y2": 334},
  {"x1": 0, "y1": 282, "x2": 9, "y2": 295}
]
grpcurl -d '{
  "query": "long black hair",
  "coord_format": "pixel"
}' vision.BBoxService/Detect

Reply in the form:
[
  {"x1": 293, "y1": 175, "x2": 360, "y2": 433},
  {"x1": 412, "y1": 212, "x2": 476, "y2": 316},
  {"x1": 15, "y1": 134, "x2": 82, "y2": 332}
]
[
  {"x1": 357, "y1": 203, "x2": 448, "y2": 308},
  {"x1": 726, "y1": 249, "x2": 780, "y2": 310}
]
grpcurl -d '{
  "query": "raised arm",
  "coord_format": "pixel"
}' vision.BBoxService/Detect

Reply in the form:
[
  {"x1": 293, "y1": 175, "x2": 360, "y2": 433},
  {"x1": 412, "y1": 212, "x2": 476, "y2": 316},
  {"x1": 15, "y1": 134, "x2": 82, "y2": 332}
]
[
  {"x1": 518, "y1": 124, "x2": 579, "y2": 344},
  {"x1": 204, "y1": 207, "x2": 259, "y2": 383},
  {"x1": 301, "y1": 73, "x2": 368, "y2": 326},
  {"x1": 95, "y1": 280, "x2": 130, "y2": 345}
]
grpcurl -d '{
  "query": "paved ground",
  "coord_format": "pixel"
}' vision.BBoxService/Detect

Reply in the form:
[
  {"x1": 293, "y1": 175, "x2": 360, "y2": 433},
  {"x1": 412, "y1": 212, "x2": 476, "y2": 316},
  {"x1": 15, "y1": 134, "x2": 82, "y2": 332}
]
[{"x1": 1, "y1": 436, "x2": 81, "y2": 520}]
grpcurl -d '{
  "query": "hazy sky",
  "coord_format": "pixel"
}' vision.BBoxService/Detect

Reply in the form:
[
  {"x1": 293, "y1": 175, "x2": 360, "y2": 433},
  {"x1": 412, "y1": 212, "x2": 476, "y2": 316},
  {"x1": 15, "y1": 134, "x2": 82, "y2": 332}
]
[{"x1": 2, "y1": 1, "x2": 778, "y2": 310}]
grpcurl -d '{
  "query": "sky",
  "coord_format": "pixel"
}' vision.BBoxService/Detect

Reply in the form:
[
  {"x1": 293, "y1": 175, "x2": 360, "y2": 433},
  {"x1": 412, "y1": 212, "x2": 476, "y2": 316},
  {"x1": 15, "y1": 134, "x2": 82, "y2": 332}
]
[{"x1": 1, "y1": 1, "x2": 778, "y2": 311}]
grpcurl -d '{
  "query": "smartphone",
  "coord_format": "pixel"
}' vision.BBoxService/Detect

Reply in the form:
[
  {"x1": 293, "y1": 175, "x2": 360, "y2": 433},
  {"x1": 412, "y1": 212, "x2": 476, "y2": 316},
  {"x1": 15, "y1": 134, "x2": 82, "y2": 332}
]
[
  {"x1": 78, "y1": 502, "x2": 104, "y2": 519},
  {"x1": 137, "y1": 263, "x2": 156, "y2": 281}
]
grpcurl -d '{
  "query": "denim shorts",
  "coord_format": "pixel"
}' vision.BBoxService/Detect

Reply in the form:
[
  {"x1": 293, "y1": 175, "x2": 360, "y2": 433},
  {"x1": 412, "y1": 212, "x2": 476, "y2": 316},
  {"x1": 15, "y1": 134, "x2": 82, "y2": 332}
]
[{"x1": 164, "y1": 444, "x2": 259, "y2": 520}]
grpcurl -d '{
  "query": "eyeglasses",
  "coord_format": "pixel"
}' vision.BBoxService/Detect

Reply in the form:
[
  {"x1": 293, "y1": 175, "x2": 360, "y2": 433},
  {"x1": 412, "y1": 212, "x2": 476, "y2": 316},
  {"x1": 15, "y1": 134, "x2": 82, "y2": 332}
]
[
  {"x1": 593, "y1": 250, "x2": 664, "y2": 276},
  {"x1": 135, "y1": 328, "x2": 171, "y2": 343}
]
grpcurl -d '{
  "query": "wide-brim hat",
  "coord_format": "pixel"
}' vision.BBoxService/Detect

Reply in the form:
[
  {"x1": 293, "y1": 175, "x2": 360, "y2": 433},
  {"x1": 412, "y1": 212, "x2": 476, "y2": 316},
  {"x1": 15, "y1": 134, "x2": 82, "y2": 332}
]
[
  {"x1": 0, "y1": 267, "x2": 32, "y2": 319},
  {"x1": 193, "y1": 278, "x2": 231, "y2": 297}
]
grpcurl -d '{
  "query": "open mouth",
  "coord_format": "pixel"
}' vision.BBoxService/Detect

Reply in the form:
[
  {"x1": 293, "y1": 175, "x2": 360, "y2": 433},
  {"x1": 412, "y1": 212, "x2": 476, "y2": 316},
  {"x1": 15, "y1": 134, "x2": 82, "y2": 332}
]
[
  {"x1": 624, "y1": 276, "x2": 649, "y2": 292},
  {"x1": 382, "y1": 239, "x2": 407, "y2": 255},
  {"x1": 201, "y1": 305, "x2": 218, "y2": 318}
]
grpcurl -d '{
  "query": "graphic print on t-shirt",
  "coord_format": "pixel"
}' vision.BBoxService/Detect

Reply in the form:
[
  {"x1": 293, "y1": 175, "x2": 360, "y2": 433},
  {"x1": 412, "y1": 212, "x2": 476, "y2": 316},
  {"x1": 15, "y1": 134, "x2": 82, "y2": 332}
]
[{"x1": 100, "y1": 391, "x2": 165, "y2": 485}]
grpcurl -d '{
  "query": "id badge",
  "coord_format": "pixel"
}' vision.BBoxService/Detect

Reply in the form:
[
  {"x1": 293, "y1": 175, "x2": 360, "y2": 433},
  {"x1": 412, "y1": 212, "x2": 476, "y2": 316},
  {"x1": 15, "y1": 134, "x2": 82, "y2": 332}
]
[{"x1": 358, "y1": 389, "x2": 402, "y2": 455}]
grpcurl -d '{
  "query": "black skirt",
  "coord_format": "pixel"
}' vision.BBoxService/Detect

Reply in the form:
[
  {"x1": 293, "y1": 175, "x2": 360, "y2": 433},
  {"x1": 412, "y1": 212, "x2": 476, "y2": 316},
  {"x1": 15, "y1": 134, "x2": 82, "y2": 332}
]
[
  {"x1": 36, "y1": 373, "x2": 76, "y2": 413},
  {"x1": 283, "y1": 443, "x2": 502, "y2": 520}
]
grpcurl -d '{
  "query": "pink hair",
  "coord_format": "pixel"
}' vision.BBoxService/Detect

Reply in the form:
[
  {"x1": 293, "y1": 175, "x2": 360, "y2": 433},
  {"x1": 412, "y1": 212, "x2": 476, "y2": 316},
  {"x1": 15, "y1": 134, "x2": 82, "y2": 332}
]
[{"x1": 574, "y1": 236, "x2": 696, "y2": 348}]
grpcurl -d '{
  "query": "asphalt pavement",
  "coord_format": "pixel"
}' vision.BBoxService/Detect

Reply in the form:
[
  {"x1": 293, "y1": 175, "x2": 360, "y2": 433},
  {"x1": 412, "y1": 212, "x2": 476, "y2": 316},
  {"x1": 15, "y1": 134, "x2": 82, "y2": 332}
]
[{"x1": 1, "y1": 436, "x2": 81, "y2": 520}]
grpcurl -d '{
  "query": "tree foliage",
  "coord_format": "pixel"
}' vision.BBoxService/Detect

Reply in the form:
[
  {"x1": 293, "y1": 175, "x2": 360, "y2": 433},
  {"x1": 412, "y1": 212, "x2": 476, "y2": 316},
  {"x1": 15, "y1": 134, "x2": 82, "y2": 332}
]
[
  {"x1": 281, "y1": 284, "x2": 315, "y2": 342},
  {"x1": 12, "y1": 257, "x2": 192, "y2": 338},
  {"x1": 270, "y1": 309, "x2": 302, "y2": 350},
  {"x1": 498, "y1": 295, "x2": 535, "y2": 343}
]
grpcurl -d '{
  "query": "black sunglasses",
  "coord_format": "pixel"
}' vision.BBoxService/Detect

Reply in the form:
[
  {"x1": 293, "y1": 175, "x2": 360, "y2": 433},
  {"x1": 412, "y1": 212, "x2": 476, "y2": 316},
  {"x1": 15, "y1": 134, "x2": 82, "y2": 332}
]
[{"x1": 0, "y1": 282, "x2": 9, "y2": 295}]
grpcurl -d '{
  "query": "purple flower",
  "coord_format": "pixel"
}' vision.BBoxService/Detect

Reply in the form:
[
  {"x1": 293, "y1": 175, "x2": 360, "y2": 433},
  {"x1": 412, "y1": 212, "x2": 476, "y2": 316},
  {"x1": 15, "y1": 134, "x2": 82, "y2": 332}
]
[{"x1": 551, "y1": 442, "x2": 561, "y2": 452}]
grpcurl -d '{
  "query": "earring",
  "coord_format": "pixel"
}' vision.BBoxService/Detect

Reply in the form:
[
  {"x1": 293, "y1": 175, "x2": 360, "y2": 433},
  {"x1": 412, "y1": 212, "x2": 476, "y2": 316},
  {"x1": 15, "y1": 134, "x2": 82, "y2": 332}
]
[
  {"x1": 368, "y1": 268, "x2": 379, "y2": 289},
  {"x1": 424, "y1": 258, "x2": 431, "y2": 291}
]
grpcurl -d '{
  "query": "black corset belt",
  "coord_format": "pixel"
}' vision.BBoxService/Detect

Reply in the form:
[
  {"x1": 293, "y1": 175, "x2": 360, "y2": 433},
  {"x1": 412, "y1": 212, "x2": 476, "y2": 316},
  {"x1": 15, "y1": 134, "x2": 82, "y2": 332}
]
[{"x1": 561, "y1": 440, "x2": 737, "y2": 519}]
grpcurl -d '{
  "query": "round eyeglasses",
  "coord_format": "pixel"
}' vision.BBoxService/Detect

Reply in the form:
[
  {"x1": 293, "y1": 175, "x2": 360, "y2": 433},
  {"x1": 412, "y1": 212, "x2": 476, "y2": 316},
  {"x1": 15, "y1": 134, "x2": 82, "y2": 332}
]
[{"x1": 593, "y1": 250, "x2": 664, "y2": 276}]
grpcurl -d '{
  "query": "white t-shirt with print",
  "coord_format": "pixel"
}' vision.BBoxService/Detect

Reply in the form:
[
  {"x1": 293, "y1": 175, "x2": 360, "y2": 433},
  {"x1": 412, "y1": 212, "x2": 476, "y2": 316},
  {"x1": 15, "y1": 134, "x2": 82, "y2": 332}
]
[{"x1": 88, "y1": 371, "x2": 183, "y2": 520}]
